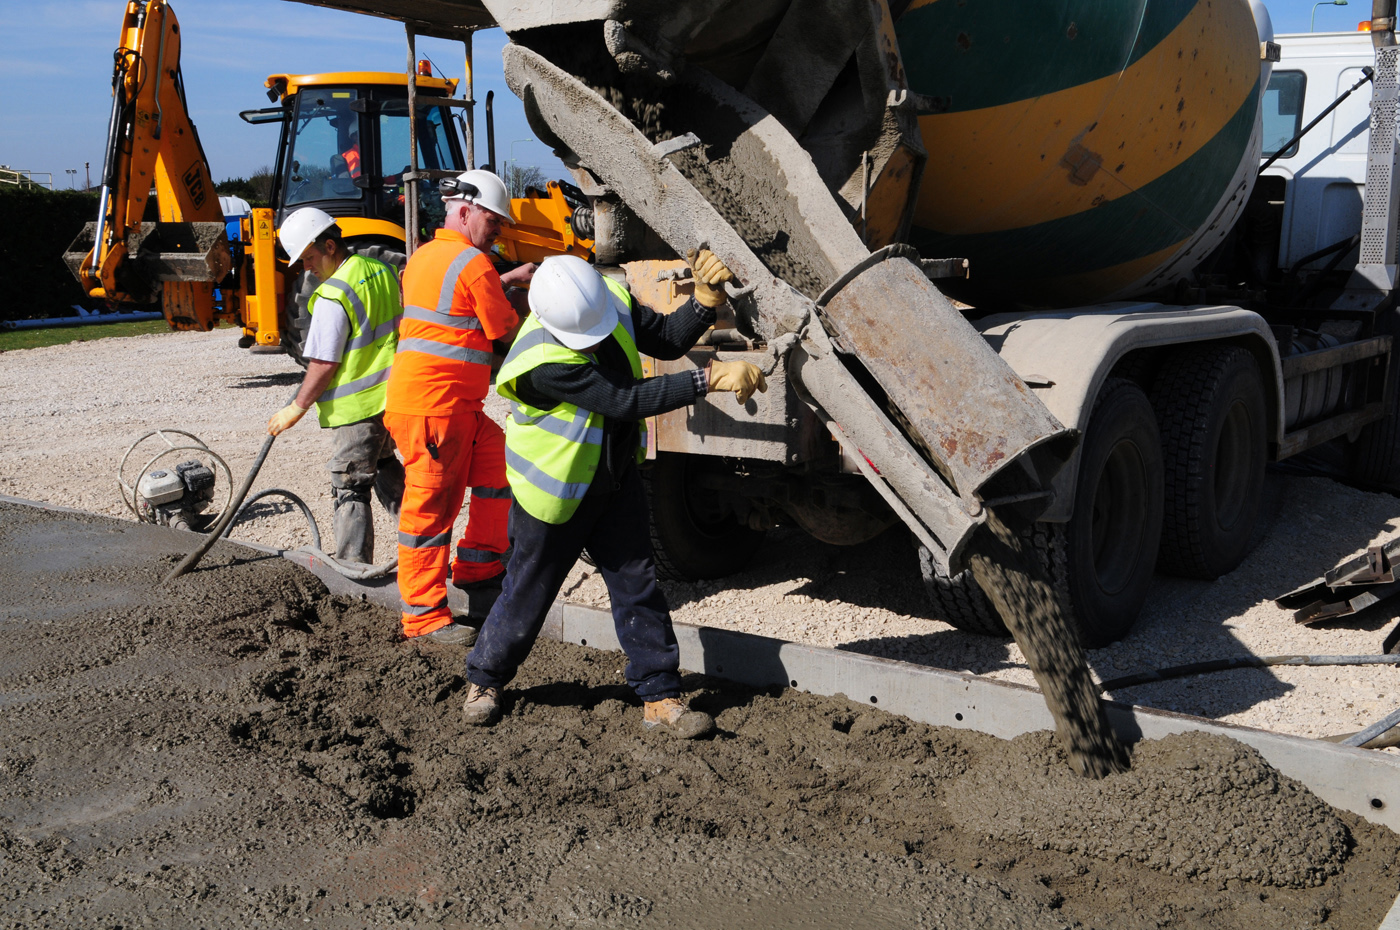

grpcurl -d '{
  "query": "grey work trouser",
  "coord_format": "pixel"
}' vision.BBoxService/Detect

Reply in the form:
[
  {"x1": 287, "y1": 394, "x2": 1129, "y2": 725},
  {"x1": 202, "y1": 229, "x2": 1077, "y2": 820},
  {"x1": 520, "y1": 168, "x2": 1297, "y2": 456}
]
[{"x1": 327, "y1": 413, "x2": 405, "y2": 564}]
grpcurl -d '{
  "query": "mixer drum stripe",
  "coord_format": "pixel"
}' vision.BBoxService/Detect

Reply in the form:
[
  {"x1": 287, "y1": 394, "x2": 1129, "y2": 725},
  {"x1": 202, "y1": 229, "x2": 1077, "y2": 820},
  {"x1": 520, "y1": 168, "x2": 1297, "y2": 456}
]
[
  {"x1": 908, "y1": 81, "x2": 1259, "y2": 298},
  {"x1": 898, "y1": 0, "x2": 1201, "y2": 115}
]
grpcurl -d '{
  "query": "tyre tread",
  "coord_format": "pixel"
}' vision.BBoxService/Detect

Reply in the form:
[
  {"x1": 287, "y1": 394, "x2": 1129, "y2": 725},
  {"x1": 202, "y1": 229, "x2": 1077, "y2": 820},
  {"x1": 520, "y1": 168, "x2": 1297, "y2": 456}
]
[{"x1": 1150, "y1": 345, "x2": 1263, "y2": 578}]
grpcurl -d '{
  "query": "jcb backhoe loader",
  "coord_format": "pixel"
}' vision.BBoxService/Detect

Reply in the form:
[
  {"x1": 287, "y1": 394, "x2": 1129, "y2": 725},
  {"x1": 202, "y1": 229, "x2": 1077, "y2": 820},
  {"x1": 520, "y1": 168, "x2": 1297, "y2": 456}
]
[{"x1": 66, "y1": 0, "x2": 591, "y2": 361}]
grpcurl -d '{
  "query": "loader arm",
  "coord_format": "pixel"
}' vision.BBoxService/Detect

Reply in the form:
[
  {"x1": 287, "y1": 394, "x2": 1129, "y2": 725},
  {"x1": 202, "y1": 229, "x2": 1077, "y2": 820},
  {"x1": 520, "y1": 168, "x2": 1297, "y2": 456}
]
[{"x1": 69, "y1": 0, "x2": 231, "y2": 330}]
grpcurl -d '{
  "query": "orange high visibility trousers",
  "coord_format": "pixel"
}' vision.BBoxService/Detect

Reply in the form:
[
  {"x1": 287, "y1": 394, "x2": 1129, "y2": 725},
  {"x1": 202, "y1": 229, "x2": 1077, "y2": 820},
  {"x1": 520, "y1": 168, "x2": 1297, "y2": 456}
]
[{"x1": 383, "y1": 409, "x2": 510, "y2": 637}]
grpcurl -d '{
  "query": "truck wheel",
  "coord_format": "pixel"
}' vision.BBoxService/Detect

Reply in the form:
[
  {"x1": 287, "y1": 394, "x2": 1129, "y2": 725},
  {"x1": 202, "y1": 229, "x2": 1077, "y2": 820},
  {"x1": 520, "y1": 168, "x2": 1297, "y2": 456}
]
[
  {"x1": 1063, "y1": 378, "x2": 1163, "y2": 646},
  {"x1": 1348, "y1": 307, "x2": 1400, "y2": 491},
  {"x1": 917, "y1": 521, "x2": 1069, "y2": 640},
  {"x1": 1151, "y1": 345, "x2": 1267, "y2": 579},
  {"x1": 644, "y1": 454, "x2": 765, "y2": 581},
  {"x1": 919, "y1": 379, "x2": 1160, "y2": 646}
]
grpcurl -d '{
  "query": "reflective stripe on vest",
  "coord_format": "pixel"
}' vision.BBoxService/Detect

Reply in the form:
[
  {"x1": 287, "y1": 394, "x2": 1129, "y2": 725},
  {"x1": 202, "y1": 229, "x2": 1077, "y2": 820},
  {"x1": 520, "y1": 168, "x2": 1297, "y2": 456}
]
[
  {"x1": 395, "y1": 245, "x2": 494, "y2": 365},
  {"x1": 495, "y1": 275, "x2": 648, "y2": 524},
  {"x1": 397, "y1": 337, "x2": 494, "y2": 366},
  {"x1": 311, "y1": 254, "x2": 401, "y2": 428}
]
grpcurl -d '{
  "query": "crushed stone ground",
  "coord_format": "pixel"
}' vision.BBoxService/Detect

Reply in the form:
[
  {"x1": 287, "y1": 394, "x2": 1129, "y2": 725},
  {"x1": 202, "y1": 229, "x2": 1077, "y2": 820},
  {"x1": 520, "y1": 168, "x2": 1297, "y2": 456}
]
[
  {"x1": 1, "y1": 328, "x2": 1396, "y2": 751},
  {"x1": 2, "y1": 502, "x2": 1398, "y2": 928}
]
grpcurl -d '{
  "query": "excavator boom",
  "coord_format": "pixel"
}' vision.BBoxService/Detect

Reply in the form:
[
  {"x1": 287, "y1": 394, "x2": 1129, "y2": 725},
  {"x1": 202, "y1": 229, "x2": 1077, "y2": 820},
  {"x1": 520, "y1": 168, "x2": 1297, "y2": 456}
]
[{"x1": 67, "y1": 0, "x2": 232, "y2": 330}]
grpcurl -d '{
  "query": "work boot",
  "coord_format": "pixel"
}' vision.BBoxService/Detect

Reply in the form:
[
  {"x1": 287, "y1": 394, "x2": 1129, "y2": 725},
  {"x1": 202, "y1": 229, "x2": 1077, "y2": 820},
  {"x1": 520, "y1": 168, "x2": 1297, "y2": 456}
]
[
  {"x1": 642, "y1": 698, "x2": 714, "y2": 739},
  {"x1": 451, "y1": 572, "x2": 504, "y2": 593},
  {"x1": 462, "y1": 683, "x2": 501, "y2": 727},
  {"x1": 413, "y1": 620, "x2": 479, "y2": 649}
]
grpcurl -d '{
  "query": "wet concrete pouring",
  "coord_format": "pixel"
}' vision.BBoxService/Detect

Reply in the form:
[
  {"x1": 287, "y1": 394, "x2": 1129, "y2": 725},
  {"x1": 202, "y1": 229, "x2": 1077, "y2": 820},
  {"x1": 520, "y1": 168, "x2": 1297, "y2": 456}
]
[{"x1": 3, "y1": 502, "x2": 1398, "y2": 929}]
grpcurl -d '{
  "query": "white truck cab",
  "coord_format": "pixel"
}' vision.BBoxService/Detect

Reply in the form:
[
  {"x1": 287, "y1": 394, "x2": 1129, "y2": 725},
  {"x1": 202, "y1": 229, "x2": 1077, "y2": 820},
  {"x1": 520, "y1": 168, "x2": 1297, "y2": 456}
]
[{"x1": 1264, "y1": 31, "x2": 1376, "y2": 273}]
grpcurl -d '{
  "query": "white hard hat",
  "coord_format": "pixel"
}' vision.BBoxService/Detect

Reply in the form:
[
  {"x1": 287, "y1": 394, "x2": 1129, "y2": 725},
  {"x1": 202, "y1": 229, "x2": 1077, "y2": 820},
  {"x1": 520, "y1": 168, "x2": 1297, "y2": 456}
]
[
  {"x1": 440, "y1": 169, "x2": 515, "y2": 224},
  {"x1": 528, "y1": 256, "x2": 620, "y2": 350},
  {"x1": 278, "y1": 207, "x2": 337, "y2": 263}
]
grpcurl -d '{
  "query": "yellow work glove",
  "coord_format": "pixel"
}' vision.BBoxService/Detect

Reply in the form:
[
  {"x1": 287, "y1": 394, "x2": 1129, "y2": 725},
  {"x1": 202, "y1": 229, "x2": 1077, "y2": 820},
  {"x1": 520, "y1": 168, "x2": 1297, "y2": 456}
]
[
  {"x1": 267, "y1": 402, "x2": 309, "y2": 436},
  {"x1": 708, "y1": 359, "x2": 767, "y2": 404},
  {"x1": 686, "y1": 247, "x2": 735, "y2": 308}
]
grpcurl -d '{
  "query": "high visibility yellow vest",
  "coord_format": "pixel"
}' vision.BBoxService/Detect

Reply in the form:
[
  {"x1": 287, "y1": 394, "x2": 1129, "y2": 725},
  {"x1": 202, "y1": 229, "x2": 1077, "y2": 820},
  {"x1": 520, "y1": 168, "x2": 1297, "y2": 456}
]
[
  {"x1": 496, "y1": 276, "x2": 647, "y2": 524},
  {"x1": 310, "y1": 253, "x2": 402, "y2": 427}
]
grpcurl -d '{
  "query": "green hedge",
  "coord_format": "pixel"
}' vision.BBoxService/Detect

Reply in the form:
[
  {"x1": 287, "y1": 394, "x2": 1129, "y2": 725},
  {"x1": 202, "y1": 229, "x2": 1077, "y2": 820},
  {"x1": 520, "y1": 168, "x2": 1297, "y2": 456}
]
[{"x1": 0, "y1": 187, "x2": 102, "y2": 321}]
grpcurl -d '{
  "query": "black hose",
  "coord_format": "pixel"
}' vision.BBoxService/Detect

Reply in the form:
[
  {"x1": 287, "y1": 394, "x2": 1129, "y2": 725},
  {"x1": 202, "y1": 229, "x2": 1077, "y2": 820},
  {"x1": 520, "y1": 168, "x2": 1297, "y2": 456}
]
[
  {"x1": 1097, "y1": 653, "x2": 1400, "y2": 692},
  {"x1": 162, "y1": 431, "x2": 277, "y2": 584},
  {"x1": 1289, "y1": 233, "x2": 1361, "y2": 276},
  {"x1": 1342, "y1": 705, "x2": 1400, "y2": 747},
  {"x1": 222, "y1": 488, "x2": 323, "y2": 551}
]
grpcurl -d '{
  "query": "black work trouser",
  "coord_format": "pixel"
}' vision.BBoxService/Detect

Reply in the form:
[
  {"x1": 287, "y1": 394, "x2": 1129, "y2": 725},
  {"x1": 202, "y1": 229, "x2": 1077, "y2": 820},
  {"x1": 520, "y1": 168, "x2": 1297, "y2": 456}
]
[{"x1": 465, "y1": 464, "x2": 681, "y2": 701}]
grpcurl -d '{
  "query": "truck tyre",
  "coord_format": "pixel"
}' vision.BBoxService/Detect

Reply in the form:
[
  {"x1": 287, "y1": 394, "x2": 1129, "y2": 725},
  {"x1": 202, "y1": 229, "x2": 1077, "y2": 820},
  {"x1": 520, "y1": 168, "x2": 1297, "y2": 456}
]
[
  {"x1": 919, "y1": 379, "x2": 1161, "y2": 646},
  {"x1": 644, "y1": 453, "x2": 765, "y2": 581},
  {"x1": 1063, "y1": 378, "x2": 1163, "y2": 646},
  {"x1": 1348, "y1": 307, "x2": 1400, "y2": 492},
  {"x1": 917, "y1": 521, "x2": 1069, "y2": 640},
  {"x1": 1151, "y1": 345, "x2": 1267, "y2": 579}
]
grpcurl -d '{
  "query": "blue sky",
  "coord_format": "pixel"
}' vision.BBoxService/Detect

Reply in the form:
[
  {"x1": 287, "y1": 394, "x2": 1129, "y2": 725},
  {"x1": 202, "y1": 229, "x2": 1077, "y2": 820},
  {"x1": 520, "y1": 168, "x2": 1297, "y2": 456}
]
[
  {"x1": 1, "y1": 0, "x2": 565, "y2": 188},
  {"x1": 0, "y1": 0, "x2": 1369, "y2": 189}
]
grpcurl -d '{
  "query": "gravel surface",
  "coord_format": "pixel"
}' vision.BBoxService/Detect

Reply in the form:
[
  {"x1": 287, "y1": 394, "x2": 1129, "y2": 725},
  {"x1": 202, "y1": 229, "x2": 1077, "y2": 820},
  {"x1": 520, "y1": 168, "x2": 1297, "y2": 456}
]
[{"x1": 2, "y1": 327, "x2": 1398, "y2": 751}]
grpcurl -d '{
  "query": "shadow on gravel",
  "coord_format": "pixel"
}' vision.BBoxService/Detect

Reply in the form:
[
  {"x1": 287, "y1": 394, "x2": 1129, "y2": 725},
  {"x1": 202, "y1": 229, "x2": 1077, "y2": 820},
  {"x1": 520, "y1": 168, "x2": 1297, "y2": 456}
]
[{"x1": 228, "y1": 372, "x2": 303, "y2": 389}]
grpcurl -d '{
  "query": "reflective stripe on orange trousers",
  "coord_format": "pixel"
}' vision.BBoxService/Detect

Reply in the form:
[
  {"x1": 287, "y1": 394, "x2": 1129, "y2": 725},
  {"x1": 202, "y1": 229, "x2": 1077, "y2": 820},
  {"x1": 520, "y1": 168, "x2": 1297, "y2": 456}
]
[{"x1": 383, "y1": 409, "x2": 510, "y2": 637}]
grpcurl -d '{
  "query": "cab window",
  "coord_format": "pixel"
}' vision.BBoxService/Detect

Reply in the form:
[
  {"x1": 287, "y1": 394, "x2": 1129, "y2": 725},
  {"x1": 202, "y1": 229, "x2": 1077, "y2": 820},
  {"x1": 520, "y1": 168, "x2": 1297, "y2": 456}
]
[
  {"x1": 1263, "y1": 71, "x2": 1306, "y2": 159},
  {"x1": 285, "y1": 88, "x2": 361, "y2": 206}
]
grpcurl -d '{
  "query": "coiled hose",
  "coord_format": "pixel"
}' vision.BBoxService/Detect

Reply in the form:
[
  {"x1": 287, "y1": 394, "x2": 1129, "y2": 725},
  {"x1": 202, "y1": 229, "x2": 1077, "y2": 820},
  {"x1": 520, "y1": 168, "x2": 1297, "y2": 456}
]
[{"x1": 162, "y1": 429, "x2": 397, "y2": 584}]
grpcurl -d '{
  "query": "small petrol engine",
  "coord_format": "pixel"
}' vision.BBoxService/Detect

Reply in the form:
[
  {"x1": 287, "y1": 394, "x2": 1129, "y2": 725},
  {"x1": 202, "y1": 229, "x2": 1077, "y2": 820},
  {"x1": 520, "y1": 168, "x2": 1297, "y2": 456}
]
[{"x1": 136, "y1": 460, "x2": 217, "y2": 530}]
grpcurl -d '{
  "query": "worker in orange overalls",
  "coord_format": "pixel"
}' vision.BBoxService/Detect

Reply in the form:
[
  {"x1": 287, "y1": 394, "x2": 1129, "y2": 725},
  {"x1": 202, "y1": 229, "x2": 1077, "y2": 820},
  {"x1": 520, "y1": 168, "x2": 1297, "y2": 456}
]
[{"x1": 383, "y1": 169, "x2": 536, "y2": 646}]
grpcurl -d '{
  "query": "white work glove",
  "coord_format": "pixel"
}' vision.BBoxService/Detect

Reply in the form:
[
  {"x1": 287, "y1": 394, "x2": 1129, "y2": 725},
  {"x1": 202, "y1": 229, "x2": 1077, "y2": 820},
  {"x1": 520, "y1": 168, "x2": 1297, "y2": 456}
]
[
  {"x1": 267, "y1": 402, "x2": 309, "y2": 436},
  {"x1": 707, "y1": 360, "x2": 767, "y2": 404}
]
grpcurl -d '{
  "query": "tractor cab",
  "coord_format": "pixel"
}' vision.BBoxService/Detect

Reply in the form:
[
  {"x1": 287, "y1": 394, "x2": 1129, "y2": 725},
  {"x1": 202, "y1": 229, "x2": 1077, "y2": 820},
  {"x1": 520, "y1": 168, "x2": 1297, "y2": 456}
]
[{"x1": 244, "y1": 71, "x2": 468, "y2": 246}]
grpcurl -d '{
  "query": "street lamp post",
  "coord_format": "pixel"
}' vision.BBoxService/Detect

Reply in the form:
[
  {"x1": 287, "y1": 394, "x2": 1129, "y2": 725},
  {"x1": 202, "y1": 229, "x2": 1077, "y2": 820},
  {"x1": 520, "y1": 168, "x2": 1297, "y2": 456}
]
[
  {"x1": 1312, "y1": 0, "x2": 1349, "y2": 31},
  {"x1": 507, "y1": 139, "x2": 533, "y2": 194},
  {"x1": 65, "y1": 169, "x2": 76, "y2": 189}
]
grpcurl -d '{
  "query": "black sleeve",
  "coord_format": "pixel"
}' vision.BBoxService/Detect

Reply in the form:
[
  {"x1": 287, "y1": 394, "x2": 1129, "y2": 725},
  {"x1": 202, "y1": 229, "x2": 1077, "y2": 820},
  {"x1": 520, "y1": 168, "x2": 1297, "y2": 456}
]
[
  {"x1": 631, "y1": 297, "x2": 716, "y2": 360},
  {"x1": 523, "y1": 362, "x2": 700, "y2": 420}
]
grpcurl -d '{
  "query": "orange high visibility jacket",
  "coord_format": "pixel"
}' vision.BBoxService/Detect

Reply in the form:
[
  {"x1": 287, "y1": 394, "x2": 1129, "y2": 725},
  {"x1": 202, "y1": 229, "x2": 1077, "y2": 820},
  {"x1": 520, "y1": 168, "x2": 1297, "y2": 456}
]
[{"x1": 385, "y1": 229, "x2": 518, "y2": 415}]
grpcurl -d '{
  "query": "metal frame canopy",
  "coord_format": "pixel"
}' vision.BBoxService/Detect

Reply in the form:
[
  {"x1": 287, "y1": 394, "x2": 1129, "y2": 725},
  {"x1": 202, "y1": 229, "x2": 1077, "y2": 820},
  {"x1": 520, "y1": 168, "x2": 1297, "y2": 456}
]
[{"x1": 282, "y1": 0, "x2": 496, "y2": 34}]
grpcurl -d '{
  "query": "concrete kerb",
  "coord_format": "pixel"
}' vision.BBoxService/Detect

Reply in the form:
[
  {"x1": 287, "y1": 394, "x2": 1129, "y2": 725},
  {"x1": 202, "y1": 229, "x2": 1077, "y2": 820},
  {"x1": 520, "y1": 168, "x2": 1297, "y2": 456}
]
[{"x1": 4, "y1": 493, "x2": 1400, "y2": 922}]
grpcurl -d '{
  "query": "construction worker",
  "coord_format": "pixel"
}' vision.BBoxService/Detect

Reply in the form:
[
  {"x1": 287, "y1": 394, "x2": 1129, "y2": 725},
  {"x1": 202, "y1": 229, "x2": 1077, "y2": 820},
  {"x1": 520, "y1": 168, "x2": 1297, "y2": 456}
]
[
  {"x1": 383, "y1": 170, "x2": 537, "y2": 646},
  {"x1": 267, "y1": 207, "x2": 404, "y2": 564},
  {"x1": 461, "y1": 251, "x2": 767, "y2": 739}
]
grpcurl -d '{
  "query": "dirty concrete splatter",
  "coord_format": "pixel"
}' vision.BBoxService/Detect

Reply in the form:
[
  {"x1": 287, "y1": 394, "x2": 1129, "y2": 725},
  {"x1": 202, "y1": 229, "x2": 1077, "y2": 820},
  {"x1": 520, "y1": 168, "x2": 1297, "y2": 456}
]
[{"x1": 3, "y1": 503, "x2": 1398, "y2": 929}]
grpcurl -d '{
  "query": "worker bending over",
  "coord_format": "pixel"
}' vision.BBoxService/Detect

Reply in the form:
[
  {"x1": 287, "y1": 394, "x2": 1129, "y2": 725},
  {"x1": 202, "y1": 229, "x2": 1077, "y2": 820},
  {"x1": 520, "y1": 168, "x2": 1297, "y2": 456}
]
[
  {"x1": 383, "y1": 170, "x2": 536, "y2": 646},
  {"x1": 462, "y1": 250, "x2": 766, "y2": 738},
  {"x1": 268, "y1": 207, "x2": 404, "y2": 564}
]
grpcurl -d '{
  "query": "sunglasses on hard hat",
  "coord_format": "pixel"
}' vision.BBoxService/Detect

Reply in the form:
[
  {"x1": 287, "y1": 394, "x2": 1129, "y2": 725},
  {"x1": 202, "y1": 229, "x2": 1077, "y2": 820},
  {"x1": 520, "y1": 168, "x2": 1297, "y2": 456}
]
[{"x1": 439, "y1": 177, "x2": 481, "y2": 201}]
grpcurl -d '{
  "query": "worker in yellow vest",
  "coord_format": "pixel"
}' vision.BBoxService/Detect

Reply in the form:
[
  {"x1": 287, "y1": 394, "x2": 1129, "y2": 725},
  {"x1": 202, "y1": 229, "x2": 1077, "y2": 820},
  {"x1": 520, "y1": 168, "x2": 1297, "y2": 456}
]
[
  {"x1": 267, "y1": 207, "x2": 404, "y2": 564},
  {"x1": 461, "y1": 251, "x2": 766, "y2": 738}
]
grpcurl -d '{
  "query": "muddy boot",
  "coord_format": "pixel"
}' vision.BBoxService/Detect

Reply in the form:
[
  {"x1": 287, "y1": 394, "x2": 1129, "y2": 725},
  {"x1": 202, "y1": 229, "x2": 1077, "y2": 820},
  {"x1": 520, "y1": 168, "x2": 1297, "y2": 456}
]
[
  {"x1": 642, "y1": 698, "x2": 714, "y2": 739},
  {"x1": 414, "y1": 620, "x2": 479, "y2": 649},
  {"x1": 462, "y1": 683, "x2": 501, "y2": 727}
]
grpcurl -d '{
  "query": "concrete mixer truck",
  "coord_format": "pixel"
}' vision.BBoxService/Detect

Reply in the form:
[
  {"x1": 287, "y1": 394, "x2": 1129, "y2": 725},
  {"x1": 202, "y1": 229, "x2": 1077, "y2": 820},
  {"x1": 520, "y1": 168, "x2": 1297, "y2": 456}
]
[{"x1": 282, "y1": 0, "x2": 1400, "y2": 646}]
